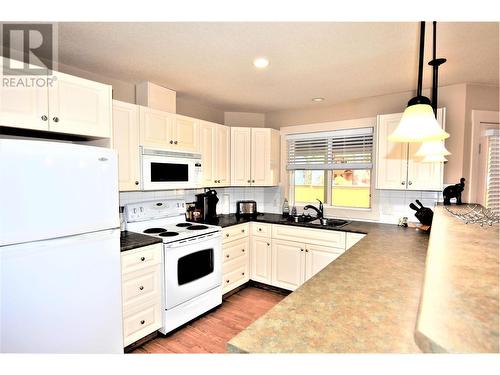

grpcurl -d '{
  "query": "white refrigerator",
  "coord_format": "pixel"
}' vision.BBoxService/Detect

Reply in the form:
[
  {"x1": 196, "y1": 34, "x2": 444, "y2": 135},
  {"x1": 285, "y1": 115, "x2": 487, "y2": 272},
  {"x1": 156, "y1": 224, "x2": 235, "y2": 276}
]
[{"x1": 0, "y1": 139, "x2": 123, "y2": 353}]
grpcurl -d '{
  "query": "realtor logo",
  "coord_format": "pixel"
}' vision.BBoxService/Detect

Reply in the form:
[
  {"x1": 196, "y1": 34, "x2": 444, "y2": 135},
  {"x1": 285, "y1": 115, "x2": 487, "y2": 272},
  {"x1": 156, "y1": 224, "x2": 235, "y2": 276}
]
[{"x1": 2, "y1": 23, "x2": 57, "y2": 75}]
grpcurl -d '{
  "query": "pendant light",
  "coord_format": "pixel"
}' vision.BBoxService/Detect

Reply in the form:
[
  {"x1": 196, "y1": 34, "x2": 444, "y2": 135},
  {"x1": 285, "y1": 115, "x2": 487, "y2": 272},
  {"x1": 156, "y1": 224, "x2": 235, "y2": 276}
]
[
  {"x1": 422, "y1": 154, "x2": 448, "y2": 163},
  {"x1": 388, "y1": 22, "x2": 450, "y2": 143},
  {"x1": 415, "y1": 140, "x2": 451, "y2": 157}
]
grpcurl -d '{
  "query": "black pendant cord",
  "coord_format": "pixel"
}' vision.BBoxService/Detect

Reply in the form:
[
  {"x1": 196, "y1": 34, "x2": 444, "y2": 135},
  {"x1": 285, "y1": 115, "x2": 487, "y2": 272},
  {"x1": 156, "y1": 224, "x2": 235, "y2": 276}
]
[
  {"x1": 428, "y1": 21, "x2": 447, "y2": 118},
  {"x1": 416, "y1": 21, "x2": 426, "y2": 96}
]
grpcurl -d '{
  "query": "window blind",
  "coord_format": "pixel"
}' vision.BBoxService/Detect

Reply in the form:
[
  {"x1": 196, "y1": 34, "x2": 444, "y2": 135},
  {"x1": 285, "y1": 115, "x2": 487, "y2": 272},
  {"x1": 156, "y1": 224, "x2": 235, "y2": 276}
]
[
  {"x1": 286, "y1": 127, "x2": 373, "y2": 170},
  {"x1": 486, "y1": 131, "x2": 500, "y2": 214}
]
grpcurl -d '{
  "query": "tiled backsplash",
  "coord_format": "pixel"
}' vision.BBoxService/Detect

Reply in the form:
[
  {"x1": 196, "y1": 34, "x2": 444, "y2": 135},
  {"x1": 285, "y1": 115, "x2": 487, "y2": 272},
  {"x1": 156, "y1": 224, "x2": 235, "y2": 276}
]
[
  {"x1": 119, "y1": 186, "x2": 283, "y2": 215},
  {"x1": 119, "y1": 187, "x2": 441, "y2": 224},
  {"x1": 378, "y1": 189, "x2": 442, "y2": 224}
]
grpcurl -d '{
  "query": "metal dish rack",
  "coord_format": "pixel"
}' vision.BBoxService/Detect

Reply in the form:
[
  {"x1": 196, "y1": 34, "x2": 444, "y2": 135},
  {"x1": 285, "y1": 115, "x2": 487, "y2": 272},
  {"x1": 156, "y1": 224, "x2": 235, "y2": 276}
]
[{"x1": 445, "y1": 204, "x2": 500, "y2": 226}]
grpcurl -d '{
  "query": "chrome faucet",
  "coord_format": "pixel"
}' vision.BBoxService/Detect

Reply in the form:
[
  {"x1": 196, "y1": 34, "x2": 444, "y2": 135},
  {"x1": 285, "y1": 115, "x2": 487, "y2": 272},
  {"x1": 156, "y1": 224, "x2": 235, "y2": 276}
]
[{"x1": 304, "y1": 199, "x2": 324, "y2": 219}]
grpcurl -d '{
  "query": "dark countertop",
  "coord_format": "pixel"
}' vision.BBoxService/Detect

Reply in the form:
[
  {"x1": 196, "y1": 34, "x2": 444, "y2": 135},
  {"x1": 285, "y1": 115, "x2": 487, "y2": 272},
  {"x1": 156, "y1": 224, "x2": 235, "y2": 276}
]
[
  {"x1": 201, "y1": 213, "x2": 368, "y2": 234},
  {"x1": 120, "y1": 230, "x2": 163, "y2": 252},
  {"x1": 226, "y1": 216, "x2": 430, "y2": 353}
]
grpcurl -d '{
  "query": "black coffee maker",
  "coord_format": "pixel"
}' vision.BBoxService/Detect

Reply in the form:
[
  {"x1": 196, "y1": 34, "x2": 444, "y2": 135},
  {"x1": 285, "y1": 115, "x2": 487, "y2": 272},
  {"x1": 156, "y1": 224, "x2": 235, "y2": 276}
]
[{"x1": 195, "y1": 189, "x2": 219, "y2": 222}]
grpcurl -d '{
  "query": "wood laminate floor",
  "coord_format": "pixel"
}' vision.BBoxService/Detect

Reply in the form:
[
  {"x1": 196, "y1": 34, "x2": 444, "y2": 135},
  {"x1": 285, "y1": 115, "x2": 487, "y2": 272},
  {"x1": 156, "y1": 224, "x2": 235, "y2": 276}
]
[{"x1": 131, "y1": 287, "x2": 286, "y2": 354}]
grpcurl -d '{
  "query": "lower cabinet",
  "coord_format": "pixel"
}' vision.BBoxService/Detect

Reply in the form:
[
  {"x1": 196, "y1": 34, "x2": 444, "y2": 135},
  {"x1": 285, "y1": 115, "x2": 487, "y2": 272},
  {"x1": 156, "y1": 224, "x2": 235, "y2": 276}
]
[
  {"x1": 271, "y1": 239, "x2": 305, "y2": 291},
  {"x1": 251, "y1": 236, "x2": 272, "y2": 284},
  {"x1": 222, "y1": 224, "x2": 250, "y2": 294},
  {"x1": 221, "y1": 223, "x2": 367, "y2": 294},
  {"x1": 121, "y1": 243, "x2": 163, "y2": 347}
]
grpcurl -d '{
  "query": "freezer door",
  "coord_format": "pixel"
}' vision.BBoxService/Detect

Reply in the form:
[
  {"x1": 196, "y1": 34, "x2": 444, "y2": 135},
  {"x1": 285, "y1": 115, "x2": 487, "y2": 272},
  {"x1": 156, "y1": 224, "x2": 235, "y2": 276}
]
[
  {"x1": 0, "y1": 229, "x2": 123, "y2": 353},
  {"x1": 0, "y1": 139, "x2": 119, "y2": 246}
]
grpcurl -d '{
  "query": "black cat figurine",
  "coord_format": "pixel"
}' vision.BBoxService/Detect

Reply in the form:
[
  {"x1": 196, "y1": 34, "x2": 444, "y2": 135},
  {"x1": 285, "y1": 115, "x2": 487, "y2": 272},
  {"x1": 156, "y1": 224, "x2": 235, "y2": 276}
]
[{"x1": 443, "y1": 178, "x2": 466, "y2": 205}]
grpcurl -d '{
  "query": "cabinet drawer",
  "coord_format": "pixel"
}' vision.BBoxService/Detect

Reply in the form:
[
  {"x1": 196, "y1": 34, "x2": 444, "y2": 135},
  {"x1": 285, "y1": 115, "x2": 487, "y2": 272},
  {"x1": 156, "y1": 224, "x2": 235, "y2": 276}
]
[
  {"x1": 222, "y1": 261, "x2": 249, "y2": 294},
  {"x1": 223, "y1": 253, "x2": 249, "y2": 275},
  {"x1": 251, "y1": 222, "x2": 271, "y2": 238},
  {"x1": 223, "y1": 237, "x2": 249, "y2": 263},
  {"x1": 122, "y1": 265, "x2": 161, "y2": 311},
  {"x1": 123, "y1": 300, "x2": 162, "y2": 347},
  {"x1": 222, "y1": 223, "x2": 249, "y2": 244},
  {"x1": 272, "y1": 224, "x2": 346, "y2": 249},
  {"x1": 121, "y1": 243, "x2": 162, "y2": 274}
]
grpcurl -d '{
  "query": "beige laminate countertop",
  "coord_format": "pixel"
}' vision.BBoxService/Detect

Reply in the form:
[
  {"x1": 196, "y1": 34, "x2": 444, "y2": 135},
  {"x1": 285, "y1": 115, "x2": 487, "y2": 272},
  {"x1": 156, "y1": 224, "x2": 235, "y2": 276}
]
[
  {"x1": 227, "y1": 220, "x2": 430, "y2": 353},
  {"x1": 415, "y1": 206, "x2": 499, "y2": 353}
]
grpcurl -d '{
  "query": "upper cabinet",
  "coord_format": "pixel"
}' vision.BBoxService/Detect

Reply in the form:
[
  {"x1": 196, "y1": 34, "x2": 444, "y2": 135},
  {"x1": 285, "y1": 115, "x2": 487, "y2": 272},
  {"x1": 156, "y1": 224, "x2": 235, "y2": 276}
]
[
  {"x1": 139, "y1": 107, "x2": 198, "y2": 152},
  {"x1": 231, "y1": 127, "x2": 280, "y2": 186},
  {"x1": 376, "y1": 108, "x2": 445, "y2": 191},
  {"x1": 0, "y1": 57, "x2": 112, "y2": 138},
  {"x1": 199, "y1": 120, "x2": 231, "y2": 187},
  {"x1": 112, "y1": 100, "x2": 140, "y2": 191}
]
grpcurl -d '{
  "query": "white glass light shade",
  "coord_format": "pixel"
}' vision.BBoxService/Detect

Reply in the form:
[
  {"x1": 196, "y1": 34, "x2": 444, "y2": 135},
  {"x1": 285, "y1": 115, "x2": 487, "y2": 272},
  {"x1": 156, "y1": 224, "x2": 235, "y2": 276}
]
[
  {"x1": 422, "y1": 154, "x2": 448, "y2": 162},
  {"x1": 388, "y1": 104, "x2": 450, "y2": 142},
  {"x1": 415, "y1": 140, "x2": 451, "y2": 157}
]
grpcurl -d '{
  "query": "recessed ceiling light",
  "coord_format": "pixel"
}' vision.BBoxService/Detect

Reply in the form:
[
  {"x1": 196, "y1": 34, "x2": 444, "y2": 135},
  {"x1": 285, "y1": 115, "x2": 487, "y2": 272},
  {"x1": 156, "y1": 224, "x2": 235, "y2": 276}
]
[
  {"x1": 253, "y1": 57, "x2": 269, "y2": 69},
  {"x1": 312, "y1": 97, "x2": 325, "y2": 102}
]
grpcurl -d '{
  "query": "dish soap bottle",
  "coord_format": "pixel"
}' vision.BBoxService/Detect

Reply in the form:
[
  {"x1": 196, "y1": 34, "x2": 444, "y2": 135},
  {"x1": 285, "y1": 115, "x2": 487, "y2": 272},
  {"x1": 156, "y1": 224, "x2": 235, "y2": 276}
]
[{"x1": 282, "y1": 198, "x2": 290, "y2": 218}]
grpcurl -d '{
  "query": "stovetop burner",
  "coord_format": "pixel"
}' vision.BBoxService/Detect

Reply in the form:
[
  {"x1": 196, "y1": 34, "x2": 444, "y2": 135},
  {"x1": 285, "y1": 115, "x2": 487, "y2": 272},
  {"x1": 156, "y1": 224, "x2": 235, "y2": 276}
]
[
  {"x1": 187, "y1": 225, "x2": 208, "y2": 230},
  {"x1": 143, "y1": 228, "x2": 167, "y2": 234},
  {"x1": 159, "y1": 232, "x2": 179, "y2": 237},
  {"x1": 176, "y1": 223, "x2": 193, "y2": 227}
]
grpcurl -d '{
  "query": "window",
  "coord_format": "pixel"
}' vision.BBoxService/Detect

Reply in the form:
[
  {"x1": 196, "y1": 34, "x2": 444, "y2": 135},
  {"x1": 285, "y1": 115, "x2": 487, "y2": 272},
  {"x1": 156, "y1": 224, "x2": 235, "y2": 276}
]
[
  {"x1": 287, "y1": 127, "x2": 373, "y2": 209},
  {"x1": 486, "y1": 130, "x2": 499, "y2": 213}
]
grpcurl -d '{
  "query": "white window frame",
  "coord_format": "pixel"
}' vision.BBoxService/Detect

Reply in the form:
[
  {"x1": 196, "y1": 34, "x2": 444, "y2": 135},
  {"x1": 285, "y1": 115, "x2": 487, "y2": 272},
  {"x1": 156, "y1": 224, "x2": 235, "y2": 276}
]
[{"x1": 281, "y1": 117, "x2": 380, "y2": 222}]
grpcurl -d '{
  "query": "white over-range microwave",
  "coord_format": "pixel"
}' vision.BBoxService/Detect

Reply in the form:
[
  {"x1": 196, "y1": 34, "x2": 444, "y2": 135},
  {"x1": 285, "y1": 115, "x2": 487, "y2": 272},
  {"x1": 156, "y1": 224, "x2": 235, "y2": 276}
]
[{"x1": 140, "y1": 147, "x2": 203, "y2": 190}]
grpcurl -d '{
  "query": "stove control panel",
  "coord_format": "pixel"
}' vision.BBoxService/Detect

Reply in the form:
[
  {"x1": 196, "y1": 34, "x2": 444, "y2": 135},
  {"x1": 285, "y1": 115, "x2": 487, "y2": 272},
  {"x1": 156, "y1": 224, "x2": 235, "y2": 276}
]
[{"x1": 125, "y1": 199, "x2": 186, "y2": 222}]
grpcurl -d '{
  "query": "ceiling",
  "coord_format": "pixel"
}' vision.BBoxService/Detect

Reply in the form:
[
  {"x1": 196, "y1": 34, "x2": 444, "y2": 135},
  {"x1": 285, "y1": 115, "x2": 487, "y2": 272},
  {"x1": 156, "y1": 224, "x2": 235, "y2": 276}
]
[{"x1": 57, "y1": 22, "x2": 499, "y2": 113}]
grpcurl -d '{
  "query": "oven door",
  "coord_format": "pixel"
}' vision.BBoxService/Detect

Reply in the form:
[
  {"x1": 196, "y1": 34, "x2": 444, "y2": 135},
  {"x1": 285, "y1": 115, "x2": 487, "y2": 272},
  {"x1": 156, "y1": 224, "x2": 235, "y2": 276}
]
[{"x1": 164, "y1": 233, "x2": 222, "y2": 309}]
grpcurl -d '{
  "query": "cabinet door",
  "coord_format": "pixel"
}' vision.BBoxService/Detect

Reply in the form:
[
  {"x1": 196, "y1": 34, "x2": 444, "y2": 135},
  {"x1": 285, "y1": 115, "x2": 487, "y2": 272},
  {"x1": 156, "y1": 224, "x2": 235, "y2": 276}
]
[
  {"x1": 139, "y1": 106, "x2": 173, "y2": 148},
  {"x1": 231, "y1": 127, "x2": 252, "y2": 186},
  {"x1": 304, "y1": 243, "x2": 343, "y2": 282},
  {"x1": 48, "y1": 71, "x2": 111, "y2": 137},
  {"x1": 271, "y1": 239, "x2": 305, "y2": 291},
  {"x1": 215, "y1": 124, "x2": 231, "y2": 186},
  {"x1": 376, "y1": 113, "x2": 409, "y2": 189},
  {"x1": 406, "y1": 108, "x2": 445, "y2": 191},
  {"x1": 0, "y1": 57, "x2": 49, "y2": 131},
  {"x1": 112, "y1": 100, "x2": 140, "y2": 191},
  {"x1": 251, "y1": 237, "x2": 272, "y2": 284},
  {"x1": 199, "y1": 121, "x2": 216, "y2": 187},
  {"x1": 251, "y1": 128, "x2": 272, "y2": 186},
  {"x1": 173, "y1": 114, "x2": 198, "y2": 151}
]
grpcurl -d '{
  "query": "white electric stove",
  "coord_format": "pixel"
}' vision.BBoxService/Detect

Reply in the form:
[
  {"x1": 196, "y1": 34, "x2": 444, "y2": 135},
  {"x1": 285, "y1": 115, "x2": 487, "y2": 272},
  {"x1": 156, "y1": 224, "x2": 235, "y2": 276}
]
[{"x1": 124, "y1": 199, "x2": 222, "y2": 334}]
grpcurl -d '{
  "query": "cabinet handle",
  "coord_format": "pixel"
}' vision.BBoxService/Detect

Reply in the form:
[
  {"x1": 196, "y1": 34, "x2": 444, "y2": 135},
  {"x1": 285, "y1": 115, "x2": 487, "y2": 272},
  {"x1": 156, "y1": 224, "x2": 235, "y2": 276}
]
[
  {"x1": 41, "y1": 115, "x2": 48, "y2": 121},
  {"x1": 305, "y1": 249, "x2": 309, "y2": 253},
  {"x1": 226, "y1": 280, "x2": 230, "y2": 283},
  {"x1": 140, "y1": 320, "x2": 145, "y2": 325},
  {"x1": 300, "y1": 248, "x2": 304, "y2": 252},
  {"x1": 226, "y1": 254, "x2": 230, "y2": 258},
  {"x1": 135, "y1": 181, "x2": 139, "y2": 185},
  {"x1": 140, "y1": 257, "x2": 145, "y2": 261},
  {"x1": 241, "y1": 249, "x2": 245, "y2": 252},
  {"x1": 170, "y1": 140, "x2": 173, "y2": 144},
  {"x1": 174, "y1": 141, "x2": 178, "y2": 145},
  {"x1": 267, "y1": 243, "x2": 270, "y2": 246},
  {"x1": 408, "y1": 181, "x2": 413, "y2": 185},
  {"x1": 252, "y1": 180, "x2": 255, "y2": 183},
  {"x1": 241, "y1": 272, "x2": 245, "y2": 276},
  {"x1": 401, "y1": 181, "x2": 405, "y2": 185},
  {"x1": 52, "y1": 117, "x2": 59, "y2": 123},
  {"x1": 226, "y1": 233, "x2": 229, "y2": 237},
  {"x1": 139, "y1": 286, "x2": 144, "y2": 290},
  {"x1": 247, "y1": 180, "x2": 251, "y2": 183},
  {"x1": 258, "y1": 228, "x2": 262, "y2": 231},
  {"x1": 241, "y1": 229, "x2": 245, "y2": 233}
]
